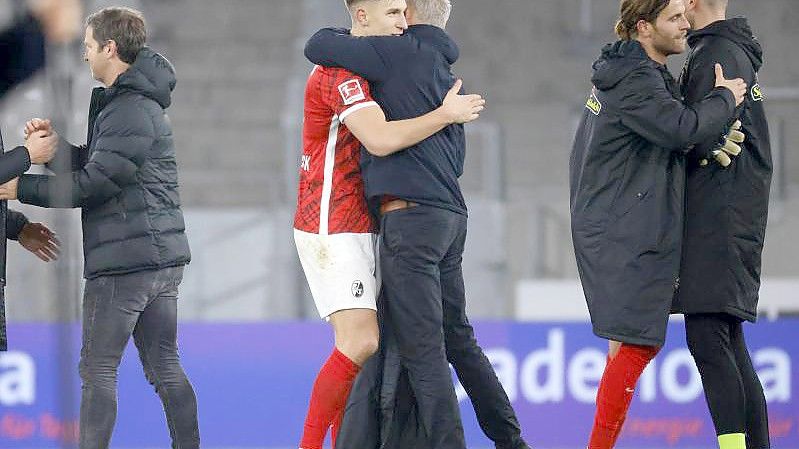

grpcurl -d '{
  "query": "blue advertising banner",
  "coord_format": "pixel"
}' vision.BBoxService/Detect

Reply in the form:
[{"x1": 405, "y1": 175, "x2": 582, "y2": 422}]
[{"x1": 0, "y1": 321, "x2": 796, "y2": 448}]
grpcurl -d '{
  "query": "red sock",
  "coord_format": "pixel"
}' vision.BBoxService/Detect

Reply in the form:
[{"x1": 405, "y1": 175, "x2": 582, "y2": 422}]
[
  {"x1": 299, "y1": 348, "x2": 360, "y2": 449},
  {"x1": 588, "y1": 344, "x2": 659, "y2": 449}
]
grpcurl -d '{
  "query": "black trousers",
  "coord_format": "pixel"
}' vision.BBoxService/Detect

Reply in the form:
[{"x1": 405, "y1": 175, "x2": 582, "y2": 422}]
[
  {"x1": 380, "y1": 205, "x2": 525, "y2": 449},
  {"x1": 0, "y1": 286, "x2": 6, "y2": 351},
  {"x1": 685, "y1": 313, "x2": 770, "y2": 449}
]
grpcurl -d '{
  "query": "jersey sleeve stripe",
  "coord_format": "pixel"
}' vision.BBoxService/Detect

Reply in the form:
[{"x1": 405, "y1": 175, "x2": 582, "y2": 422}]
[{"x1": 339, "y1": 101, "x2": 379, "y2": 123}]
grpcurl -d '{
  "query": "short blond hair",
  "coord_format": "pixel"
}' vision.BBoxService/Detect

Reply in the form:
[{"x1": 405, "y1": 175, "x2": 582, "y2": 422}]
[{"x1": 408, "y1": 0, "x2": 451, "y2": 28}]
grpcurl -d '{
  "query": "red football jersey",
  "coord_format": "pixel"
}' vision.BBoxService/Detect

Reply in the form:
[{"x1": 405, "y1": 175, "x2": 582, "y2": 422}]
[{"x1": 293, "y1": 66, "x2": 379, "y2": 235}]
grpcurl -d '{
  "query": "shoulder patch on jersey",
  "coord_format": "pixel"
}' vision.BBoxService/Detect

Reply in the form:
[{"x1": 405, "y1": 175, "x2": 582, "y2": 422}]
[
  {"x1": 751, "y1": 83, "x2": 763, "y2": 102},
  {"x1": 338, "y1": 79, "x2": 366, "y2": 105},
  {"x1": 586, "y1": 89, "x2": 602, "y2": 116}
]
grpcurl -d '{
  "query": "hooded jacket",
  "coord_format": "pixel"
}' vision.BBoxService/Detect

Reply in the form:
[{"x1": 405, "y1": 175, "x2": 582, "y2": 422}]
[
  {"x1": 570, "y1": 40, "x2": 736, "y2": 346},
  {"x1": 0, "y1": 128, "x2": 34, "y2": 351},
  {"x1": 674, "y1": 18, "x2": 772, "y2": 321},
  {"x1": 17, "y1": 47, "x2": 191, "y2": 279}
]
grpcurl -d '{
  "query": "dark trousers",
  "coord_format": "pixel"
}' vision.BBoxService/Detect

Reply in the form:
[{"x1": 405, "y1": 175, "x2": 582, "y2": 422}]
[
  {"x1": 0, "y1": 286, "x2": 6, "y2": 351},
  {"x1": 380, "y1": 205, "x2": 525, "y2": 449},
  {"x1": 685, "y1": 313, "x2": 770, "y2": 449},
  {"x1": 79, "y1": 266, "x2": 200, "y2": 449}
]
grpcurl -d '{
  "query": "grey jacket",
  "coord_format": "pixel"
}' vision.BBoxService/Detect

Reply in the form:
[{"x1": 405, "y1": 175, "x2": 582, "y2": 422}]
[{"x1": 18, "y1": 47, "x2": 190, "y2": 278}]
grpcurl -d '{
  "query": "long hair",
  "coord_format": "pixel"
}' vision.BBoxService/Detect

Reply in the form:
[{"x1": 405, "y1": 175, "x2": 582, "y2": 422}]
[{"x1": 615, "y1": 0, "x2": 671, "y2": 40}]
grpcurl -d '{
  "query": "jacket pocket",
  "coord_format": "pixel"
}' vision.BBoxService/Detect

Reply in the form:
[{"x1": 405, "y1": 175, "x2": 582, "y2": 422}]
[{"x1": 609, "y1": 188, "x2": 650, "y2": 223}]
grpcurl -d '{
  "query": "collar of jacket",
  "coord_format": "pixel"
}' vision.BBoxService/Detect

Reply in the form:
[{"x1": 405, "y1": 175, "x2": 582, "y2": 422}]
[
  {"x1": 92, "y1": 47, "x2": 176, "y2": 111},
  {"x1": 687, "y1": 17, "x2": 763, "y2": 71},
  {"x1": 591, "y1": 40, "x2": 666, "y2": 91}
]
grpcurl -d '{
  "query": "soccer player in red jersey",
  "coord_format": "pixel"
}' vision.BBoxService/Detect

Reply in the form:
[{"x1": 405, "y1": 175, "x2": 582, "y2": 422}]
[{"x1": 293, "y1": 2, "x2": 484, "y2": 448}]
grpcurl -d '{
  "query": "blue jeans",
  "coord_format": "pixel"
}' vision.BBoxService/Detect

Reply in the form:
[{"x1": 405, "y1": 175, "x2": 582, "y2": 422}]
[{"x1": 79, "y1": 266, "x2": 199, "y2": 449}]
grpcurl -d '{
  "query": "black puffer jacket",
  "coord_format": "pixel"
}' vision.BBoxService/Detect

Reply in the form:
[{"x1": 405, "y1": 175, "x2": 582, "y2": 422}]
[
  {"x1": 673, "y1": 18, "x2": 772, "y2": 321},
  {"x1": 570, "y1": 40, "x2": 736, "y2": 346},
  {"x1": 0, "y1": 207, "x2": 31, "y2": 352},
  {"x1": 1, "y1": 128, "x2": 35, "y2": 351},
  {"x1": 18, "y1": 47, "x2": 190, "y2": 279}
]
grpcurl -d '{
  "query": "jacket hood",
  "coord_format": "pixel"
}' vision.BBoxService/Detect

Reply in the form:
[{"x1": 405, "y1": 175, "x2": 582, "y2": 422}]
[
  {"x1": 591, "y1": 40, "x2": 656, "y2": 91},
  {"x1": 407, "y1": 24, "x2": 459, "y2": 64},
  {"x1": 113, "y1": 47, "x2": 176, "y2": 108},
  {"x1": 688, "y1": 18, "x2": 763, "y2": 71}
]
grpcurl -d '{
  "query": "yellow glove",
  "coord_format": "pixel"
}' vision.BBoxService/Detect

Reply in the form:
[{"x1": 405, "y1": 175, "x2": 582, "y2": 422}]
[{"x1": 701, "y1": 120, "x2": 745, "y2": 167}]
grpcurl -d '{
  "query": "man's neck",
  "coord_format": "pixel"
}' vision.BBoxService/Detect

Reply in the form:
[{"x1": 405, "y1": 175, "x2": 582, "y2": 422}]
[
  {"x1": 103, "y1": 62, "x2": 130, "y2": 87},
  {"x1": 350, "y1": 23, "x2": 367, "y2": 37},
  {"x1": 692, "y1": 9, "x2": 726, "y2": 31},
  {"x1": 637, "y1": 38, "x2": 668, "y2": 65}
]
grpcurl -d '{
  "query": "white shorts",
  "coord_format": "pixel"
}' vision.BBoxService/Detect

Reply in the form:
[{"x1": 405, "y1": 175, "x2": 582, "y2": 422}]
[{"x1": 293, "y1": 229, "x2": 378, "y2": 319}]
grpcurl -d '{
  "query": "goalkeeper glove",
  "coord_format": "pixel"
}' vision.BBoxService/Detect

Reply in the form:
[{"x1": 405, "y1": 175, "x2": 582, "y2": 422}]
[{"x1": 700, "y1": 120, "x2": 745, "y2": 167}]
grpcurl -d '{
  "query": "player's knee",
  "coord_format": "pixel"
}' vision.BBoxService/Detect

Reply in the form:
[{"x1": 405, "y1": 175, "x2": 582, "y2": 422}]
[
  {"x1": 338, "y1": 333, "x2": 378, "y2": 365},
  {"x1": 360, "y1": 335, "x2": 379, "y2": 359},
  {"x1": 354, "y1": 333, "x2": 379, "y2": 362}
]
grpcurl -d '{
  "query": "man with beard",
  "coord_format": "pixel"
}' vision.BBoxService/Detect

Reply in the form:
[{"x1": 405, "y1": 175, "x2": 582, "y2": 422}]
[
  {"x1": 570, "y1": 0, "x2": 746, "y2": 447},
  {"x1": 676, "y1": 1, "x2": 773, "y2": 448}
]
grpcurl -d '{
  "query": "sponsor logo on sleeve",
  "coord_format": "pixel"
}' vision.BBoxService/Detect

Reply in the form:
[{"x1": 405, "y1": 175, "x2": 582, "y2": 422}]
[
  {"x1": 751, "y1": 83, "x2": 763, "y2": 102},
  {"x1": 586, "y1": 89, "x2": 602, "y2": 116},
  {"x1": 338, "y1": 79, "x2": 366, "y2": 105}
]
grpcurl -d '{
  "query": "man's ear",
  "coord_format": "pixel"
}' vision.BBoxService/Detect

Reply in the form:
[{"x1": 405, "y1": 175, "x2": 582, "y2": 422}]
[
  {"x1": 405, "y1": 6, "x2": 415, "y2": 24},
  {"x1": 635, "y1": 19, "x2": 652, "y2": 38},
  {"x1": 104, "y1": 40, "x2": 118, "y2": 59},
  {"x1": 356, "y1": 8, "x2": 368, "y2": 27}
]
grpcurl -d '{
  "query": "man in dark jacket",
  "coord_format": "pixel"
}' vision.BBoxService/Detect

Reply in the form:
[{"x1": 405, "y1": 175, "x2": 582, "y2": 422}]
[
  {"x1": 569, "y1": 0, "x2": 747, "y2": 447},
  {"x1": 305, "y1": 1, "x2": 528, "y2": 449},
  {"x1": 1, "y1": 0, "x2": 77, "y2": 351},
  {"x1": 0, "y1": 126, "x2": 61, "y2": 352},
  {"x1": 0, "y1": 7, "x2": 198, "y2": 449},
  {"x1": 676, "y1": 1, "x2": 772, "y2": 448}
]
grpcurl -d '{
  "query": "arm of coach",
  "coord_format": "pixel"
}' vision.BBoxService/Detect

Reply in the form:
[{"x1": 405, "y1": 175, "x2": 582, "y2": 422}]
[
  {"x1": 17, "y1": 102, "x2": 153, "y2": 209},
  {"x1": 305, "y1": 27, "x2": 393, "y2": 82}
]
